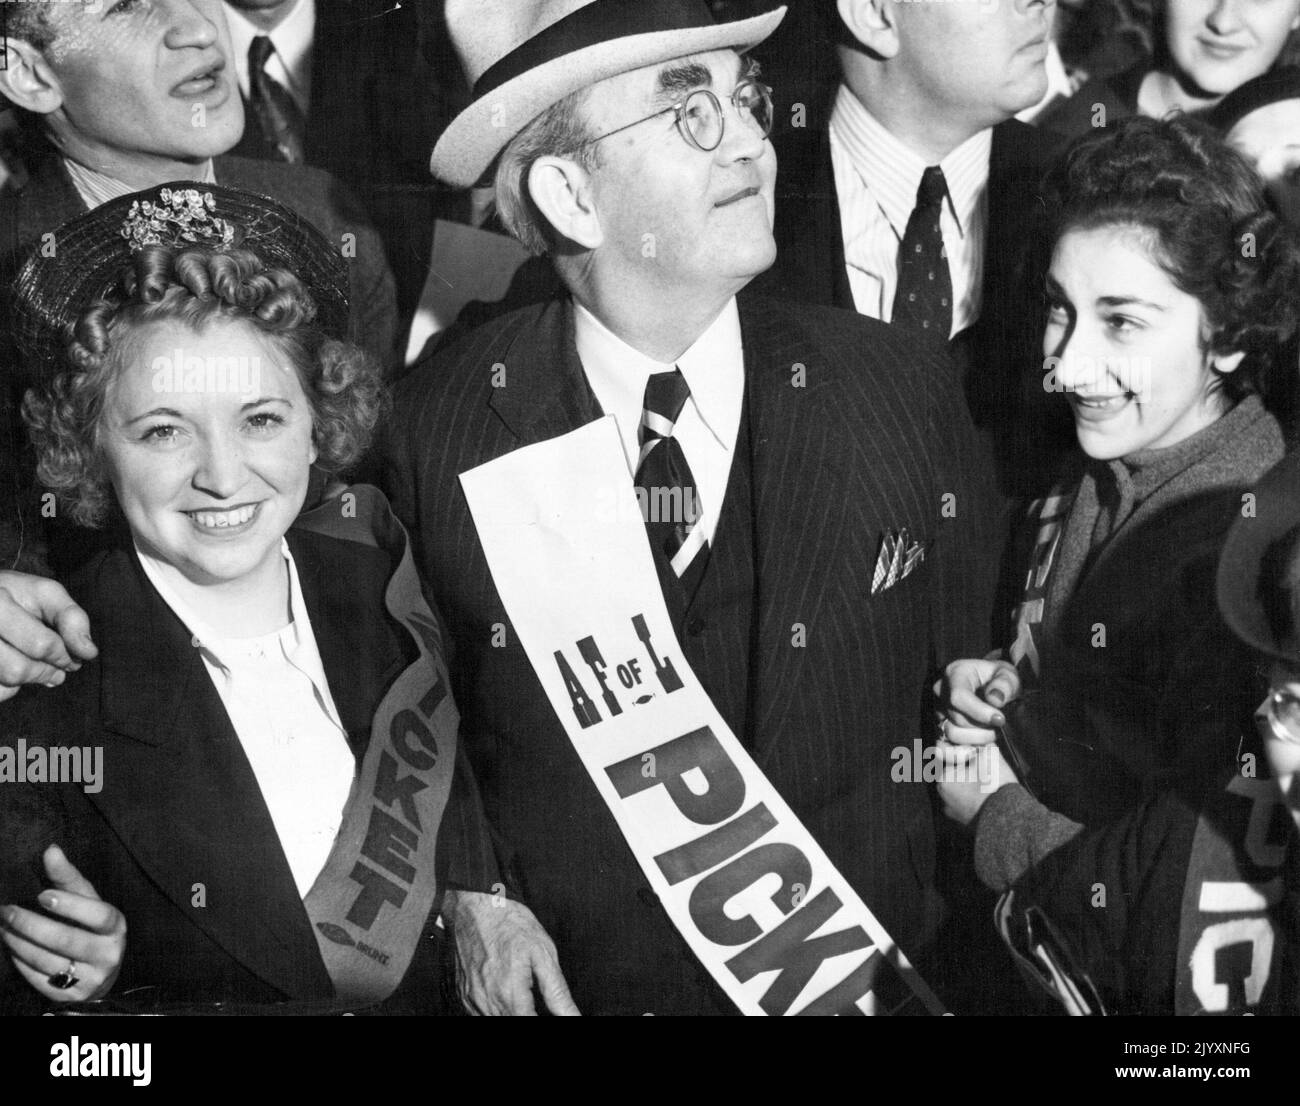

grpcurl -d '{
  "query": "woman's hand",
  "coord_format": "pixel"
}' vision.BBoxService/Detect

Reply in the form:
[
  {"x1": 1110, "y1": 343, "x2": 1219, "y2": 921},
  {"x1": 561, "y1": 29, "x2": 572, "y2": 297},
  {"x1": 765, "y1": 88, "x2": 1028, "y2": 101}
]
[
  {"x1": 933, "y1": 657, "x2": 1022, "y2": 747},
  {"x1": 936, "y1": 740, "x2": 1018, "y2": 827},
  {"x1": 1, "y1": 844, "x2": 125, "y2": 1003}
]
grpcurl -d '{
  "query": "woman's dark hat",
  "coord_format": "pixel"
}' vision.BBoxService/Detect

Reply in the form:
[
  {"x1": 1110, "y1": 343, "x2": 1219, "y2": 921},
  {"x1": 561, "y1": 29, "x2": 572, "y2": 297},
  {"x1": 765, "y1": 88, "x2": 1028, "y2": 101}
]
[
  {"x1": 1207, "y1": 66, "x2": 1300, "y2": 135},
  {"x1": 11, "y1": 182, "x2": 350, "y2": 382},
  {"x1": 1217, "y1": 448, "x2": 1300, "y2": 665}
]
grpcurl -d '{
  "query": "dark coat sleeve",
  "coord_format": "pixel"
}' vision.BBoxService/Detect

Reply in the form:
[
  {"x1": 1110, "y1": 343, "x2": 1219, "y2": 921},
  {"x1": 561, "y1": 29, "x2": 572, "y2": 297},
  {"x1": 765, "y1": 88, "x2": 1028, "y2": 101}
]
[{"x1": 923, "y1": 338, "x2": 1004, "y2": 667}]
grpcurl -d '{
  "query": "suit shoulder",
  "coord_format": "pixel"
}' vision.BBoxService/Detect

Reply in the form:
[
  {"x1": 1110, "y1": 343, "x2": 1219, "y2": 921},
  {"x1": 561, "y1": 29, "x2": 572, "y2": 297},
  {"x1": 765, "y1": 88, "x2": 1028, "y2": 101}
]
[
  {"x1": 214, "y1": 157, "x2": 369, "y2": 229},
  {"x1": 741, "y1": 293, "x2": 949, "y2": 383},
  {"x1": 395, "y1": 301, "x2": 549, "y2": 407},
  {"x1": 992, "y1": 117, "x2": 1062, "y2": 177}
]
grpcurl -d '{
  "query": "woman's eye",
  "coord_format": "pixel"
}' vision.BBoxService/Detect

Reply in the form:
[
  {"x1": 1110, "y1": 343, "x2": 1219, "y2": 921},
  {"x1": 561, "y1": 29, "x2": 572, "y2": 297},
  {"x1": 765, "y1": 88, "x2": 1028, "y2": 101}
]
[
  {"x1": 141, "y1": 424, "x2": 179, "y2": 443},
  {"x1": 1045, "y1": 301, "x2": 1069, "y2": 322},
  {"x1": 1105, "y1": 314, "x2": 1139, "y2": 334},
  {"x1": 246, "y1": 412, "x2": 286, "y2": 431}
]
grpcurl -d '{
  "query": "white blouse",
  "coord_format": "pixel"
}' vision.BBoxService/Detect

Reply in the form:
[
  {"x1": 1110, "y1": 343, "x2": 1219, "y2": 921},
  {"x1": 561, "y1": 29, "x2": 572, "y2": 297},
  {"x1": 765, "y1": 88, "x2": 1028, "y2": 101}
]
[{"x1": 137, "y1": 540, "x2": 356, "y2": 898}]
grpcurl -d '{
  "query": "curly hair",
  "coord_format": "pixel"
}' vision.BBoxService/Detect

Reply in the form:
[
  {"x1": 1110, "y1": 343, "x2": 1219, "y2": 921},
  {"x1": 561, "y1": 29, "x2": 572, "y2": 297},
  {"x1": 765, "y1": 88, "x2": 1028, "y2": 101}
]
[
  {"x1": 21, "y1": 245, "x2": 386, "y2": 528},
  {"x1": 1039, "y1": 114, "x2": 1300, "y2": 406}
]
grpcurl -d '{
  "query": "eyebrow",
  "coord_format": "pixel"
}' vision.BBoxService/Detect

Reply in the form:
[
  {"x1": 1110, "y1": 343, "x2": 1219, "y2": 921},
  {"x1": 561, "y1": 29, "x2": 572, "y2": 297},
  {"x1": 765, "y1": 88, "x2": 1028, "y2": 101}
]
[
  {"x1": 124, "y1": 407, "x2": 185, "y2": 427},
  {"x1": 651, "y1": 53, "x2": 759, "y2": 106},
  {"x1": 1043, "y1": 274, "x2": 1165, "y2": 311},
  {"x1": 122, "y1": 397, "x2": 291, "y2": 426},
  {"x1": 653, "y1": 61, "x2": 713, "y2": 105},
  {"x1": 1096, "y1": 295, "x2": 1167, "y2": 311}
]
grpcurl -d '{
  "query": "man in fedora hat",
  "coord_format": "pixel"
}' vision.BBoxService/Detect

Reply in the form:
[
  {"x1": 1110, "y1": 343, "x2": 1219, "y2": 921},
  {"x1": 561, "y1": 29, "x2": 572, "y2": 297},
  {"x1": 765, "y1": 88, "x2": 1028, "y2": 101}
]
[
  {"x1": 0, "y1": 0, "x2": 1003, "y2": 1015},
  {"x1": 0, "y1": 0, "x2": 398, "y2": 576},
  {"x1": 384, "y1": 0, "x2": 1004, "y2": 1015}
]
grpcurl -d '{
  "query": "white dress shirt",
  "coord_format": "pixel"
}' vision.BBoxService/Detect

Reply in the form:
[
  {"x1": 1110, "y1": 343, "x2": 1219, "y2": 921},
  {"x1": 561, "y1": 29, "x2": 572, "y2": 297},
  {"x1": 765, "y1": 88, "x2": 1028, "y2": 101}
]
[
  {"x1": 575, "y1": 299, "x2": 744, "y2": 548},
  {"x1": 224, "y1": 0, "x2": 315, "y2": 114},
  {"x1": 828, "y1": 84, "x2": 991, "y2": 338},
  {"x1": 138, "y1": 539, "x2": 355, "y2": 898},
  {"x1": 64, "y1": 158, "x2": 216, "y2": 209}
]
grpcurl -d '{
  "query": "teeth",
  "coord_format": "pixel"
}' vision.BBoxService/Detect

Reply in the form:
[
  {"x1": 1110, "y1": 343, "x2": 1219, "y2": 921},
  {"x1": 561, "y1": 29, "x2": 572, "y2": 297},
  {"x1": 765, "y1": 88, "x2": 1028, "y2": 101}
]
[{"x1": 189, "y1": 504, "x2": 256, "y2": 530}]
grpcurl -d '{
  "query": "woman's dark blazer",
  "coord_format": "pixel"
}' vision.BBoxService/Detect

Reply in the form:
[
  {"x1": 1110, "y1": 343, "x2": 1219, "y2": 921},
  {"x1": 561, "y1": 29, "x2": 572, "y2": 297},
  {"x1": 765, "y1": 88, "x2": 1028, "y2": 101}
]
[{"x1": 0, "y1": 524, "x2": 495, "y2": 1014}]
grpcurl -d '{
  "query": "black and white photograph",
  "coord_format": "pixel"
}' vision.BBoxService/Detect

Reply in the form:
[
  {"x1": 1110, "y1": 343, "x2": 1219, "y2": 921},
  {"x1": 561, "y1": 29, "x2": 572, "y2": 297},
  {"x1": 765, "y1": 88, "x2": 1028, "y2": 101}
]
[{"x1": 0, "y1": 0, "x2": 1295, "y2": 1081}]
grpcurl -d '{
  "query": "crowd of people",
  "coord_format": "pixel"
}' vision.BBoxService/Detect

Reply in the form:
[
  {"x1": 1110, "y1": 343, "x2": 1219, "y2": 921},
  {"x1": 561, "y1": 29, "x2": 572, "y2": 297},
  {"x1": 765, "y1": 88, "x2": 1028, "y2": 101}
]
[{"x1": 0, "y1": 0, "x2": 1296, "y2": 1017}]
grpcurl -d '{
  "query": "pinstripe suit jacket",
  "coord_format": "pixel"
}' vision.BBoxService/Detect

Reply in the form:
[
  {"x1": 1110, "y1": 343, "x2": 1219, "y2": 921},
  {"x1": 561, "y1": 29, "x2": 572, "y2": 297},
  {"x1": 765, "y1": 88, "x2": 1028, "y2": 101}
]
[{"x1": 380, "y1": 290, "x2": 1000, "y2": 1014}]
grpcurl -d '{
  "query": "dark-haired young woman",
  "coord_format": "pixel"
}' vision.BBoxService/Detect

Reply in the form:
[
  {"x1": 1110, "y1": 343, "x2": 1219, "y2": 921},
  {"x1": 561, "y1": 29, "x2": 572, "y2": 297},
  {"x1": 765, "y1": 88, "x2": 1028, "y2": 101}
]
[{"x1": 934, "y1": 116, "x2": 1300, "y2": 1014}]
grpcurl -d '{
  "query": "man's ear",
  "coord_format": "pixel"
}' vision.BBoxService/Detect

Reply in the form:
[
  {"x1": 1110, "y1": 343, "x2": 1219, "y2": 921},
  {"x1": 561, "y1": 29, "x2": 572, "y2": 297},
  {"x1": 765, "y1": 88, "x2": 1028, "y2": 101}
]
[
  {"x1": 527, "y1": 155, "x2": 603, "y2": 251},
  {"x1": 837, "y1": 0, "x2": 900, "y2": 59},
  {"x1": 0, "y1": 37, "x2": 64, "y2": 115}
]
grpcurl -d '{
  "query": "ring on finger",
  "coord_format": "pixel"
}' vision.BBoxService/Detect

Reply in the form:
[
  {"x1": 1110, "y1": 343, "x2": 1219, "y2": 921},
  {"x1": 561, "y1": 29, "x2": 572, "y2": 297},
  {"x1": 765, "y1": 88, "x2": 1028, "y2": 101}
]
[{"x1": 47, "y1": 959, "x2": 79, "y2": 990}]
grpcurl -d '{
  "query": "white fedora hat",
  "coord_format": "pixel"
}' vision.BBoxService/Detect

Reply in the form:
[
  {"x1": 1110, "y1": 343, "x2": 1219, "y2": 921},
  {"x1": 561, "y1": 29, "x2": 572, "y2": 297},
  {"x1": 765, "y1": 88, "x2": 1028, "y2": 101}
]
[{"x1": 431, "y1": 0, "x2": 787, "y2": 188}]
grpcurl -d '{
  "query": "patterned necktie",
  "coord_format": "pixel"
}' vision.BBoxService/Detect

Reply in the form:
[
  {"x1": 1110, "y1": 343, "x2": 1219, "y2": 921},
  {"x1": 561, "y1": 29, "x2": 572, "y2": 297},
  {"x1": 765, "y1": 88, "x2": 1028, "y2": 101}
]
[
  {"x1": 248, "y1": 35, "x2": 306, "y2": 164},
  {"x1": 892, "y1": 165, "x2": 953, "y2": 337},
  {"x1": 635, "y1": 368, "x2": 709, "y2": 598}
]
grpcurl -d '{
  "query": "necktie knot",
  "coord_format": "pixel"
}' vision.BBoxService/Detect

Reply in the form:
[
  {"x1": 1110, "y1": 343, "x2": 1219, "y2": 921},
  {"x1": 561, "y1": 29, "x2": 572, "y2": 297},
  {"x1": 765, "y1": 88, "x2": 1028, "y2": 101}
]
[
  {"x1": 917, "y1": 165, "x2": 948, "y2": 211},
  {"x1": 641, "y1": 368, "x2": 692, "y2": 437},
  {"x1": 249, "y1": 35, "x2": 275, "y2": 75}
]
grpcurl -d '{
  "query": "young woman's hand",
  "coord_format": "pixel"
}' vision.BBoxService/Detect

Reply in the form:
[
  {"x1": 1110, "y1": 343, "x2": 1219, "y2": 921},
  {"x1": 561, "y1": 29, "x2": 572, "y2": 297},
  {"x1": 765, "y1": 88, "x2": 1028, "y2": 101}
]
[
  {"x1": 936, "y1": 741, "x2": 1018, "y2": 827},
  {"x1": 933, "y1": 657, "x2": 1021, "y2": 746},
  {"x1": 1, "y1": 844, "x2": 125, "y2": 1003}
]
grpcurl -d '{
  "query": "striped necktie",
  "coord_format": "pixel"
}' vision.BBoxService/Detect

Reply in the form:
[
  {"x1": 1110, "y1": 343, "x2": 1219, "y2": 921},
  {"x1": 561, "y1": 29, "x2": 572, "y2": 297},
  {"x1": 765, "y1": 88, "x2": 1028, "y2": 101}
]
[{"x1": 635, "y1": 368, "x2": 709, "y2": 597}]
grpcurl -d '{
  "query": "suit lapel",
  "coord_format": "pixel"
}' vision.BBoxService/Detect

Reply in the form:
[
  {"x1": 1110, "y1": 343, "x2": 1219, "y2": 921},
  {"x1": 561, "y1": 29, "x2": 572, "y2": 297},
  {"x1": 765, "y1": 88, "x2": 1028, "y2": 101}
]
[
  {"x1": 487, "y1": 297, "x2": 604, "y2": 446},
  {"x1": 87, "y1": 551, "x2": 333, "y2": 1000},
  {"x1": 737, "y1": 294, "x2": 852, "y2": 761},
  {"x1": 291, "y1": 528, "x2": 408, "y2": 755}
]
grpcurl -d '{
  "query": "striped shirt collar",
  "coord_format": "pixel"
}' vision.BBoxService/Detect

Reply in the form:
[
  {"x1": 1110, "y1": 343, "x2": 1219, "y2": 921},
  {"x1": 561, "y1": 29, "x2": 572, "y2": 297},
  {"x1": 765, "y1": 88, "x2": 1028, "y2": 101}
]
[
  {"x1": 829, "y1": 84, "x2": 992, "y2": 241},
  {"x1": 63, "y1": 157, "x2": 217, "y2": 210}
]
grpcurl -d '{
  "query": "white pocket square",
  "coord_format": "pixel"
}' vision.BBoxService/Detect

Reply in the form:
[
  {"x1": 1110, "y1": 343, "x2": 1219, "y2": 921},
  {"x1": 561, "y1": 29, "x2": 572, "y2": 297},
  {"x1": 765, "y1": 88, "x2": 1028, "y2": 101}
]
[{"x1": 871, "y1": 528, "x2": 925, "y2": 595}]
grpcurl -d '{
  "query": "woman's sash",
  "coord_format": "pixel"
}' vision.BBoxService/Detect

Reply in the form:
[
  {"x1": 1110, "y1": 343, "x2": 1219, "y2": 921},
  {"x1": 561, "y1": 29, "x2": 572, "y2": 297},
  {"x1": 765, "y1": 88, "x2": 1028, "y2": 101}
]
[{"x1": 292, "y1": 484, "x2": 458, "y2": 1004}]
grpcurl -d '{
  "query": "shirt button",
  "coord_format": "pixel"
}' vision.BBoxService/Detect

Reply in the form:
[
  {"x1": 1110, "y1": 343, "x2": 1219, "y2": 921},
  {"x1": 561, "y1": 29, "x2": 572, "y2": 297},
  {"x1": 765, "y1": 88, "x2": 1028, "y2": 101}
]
[
  {"x1": 686, "y1": 617, "x2": 706, "y2": 637},
  {"x1": 636, "y1": 886, "x2": 659, "y2": 908}
]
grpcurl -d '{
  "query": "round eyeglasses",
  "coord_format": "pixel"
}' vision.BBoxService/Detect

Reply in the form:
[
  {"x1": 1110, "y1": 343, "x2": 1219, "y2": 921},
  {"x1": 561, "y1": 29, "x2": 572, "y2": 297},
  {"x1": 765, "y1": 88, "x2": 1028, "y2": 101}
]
[{"x1": 582, "y1": 80, "x2": 774, "y2": 153}]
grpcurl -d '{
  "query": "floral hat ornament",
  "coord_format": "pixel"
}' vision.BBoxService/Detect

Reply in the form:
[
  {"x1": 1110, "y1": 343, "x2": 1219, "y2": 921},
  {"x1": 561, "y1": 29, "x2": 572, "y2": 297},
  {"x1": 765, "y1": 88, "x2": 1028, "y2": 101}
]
[{"x1": 119, "y1": 188, "x2": 237, "y2": 253}]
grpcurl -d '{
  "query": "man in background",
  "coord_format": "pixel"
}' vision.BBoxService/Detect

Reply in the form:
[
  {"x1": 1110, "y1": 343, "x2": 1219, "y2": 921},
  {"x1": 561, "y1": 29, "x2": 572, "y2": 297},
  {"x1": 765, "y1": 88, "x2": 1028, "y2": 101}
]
[{"x1": 0, "y1": 0, "x2": 397, "y2": 576}]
